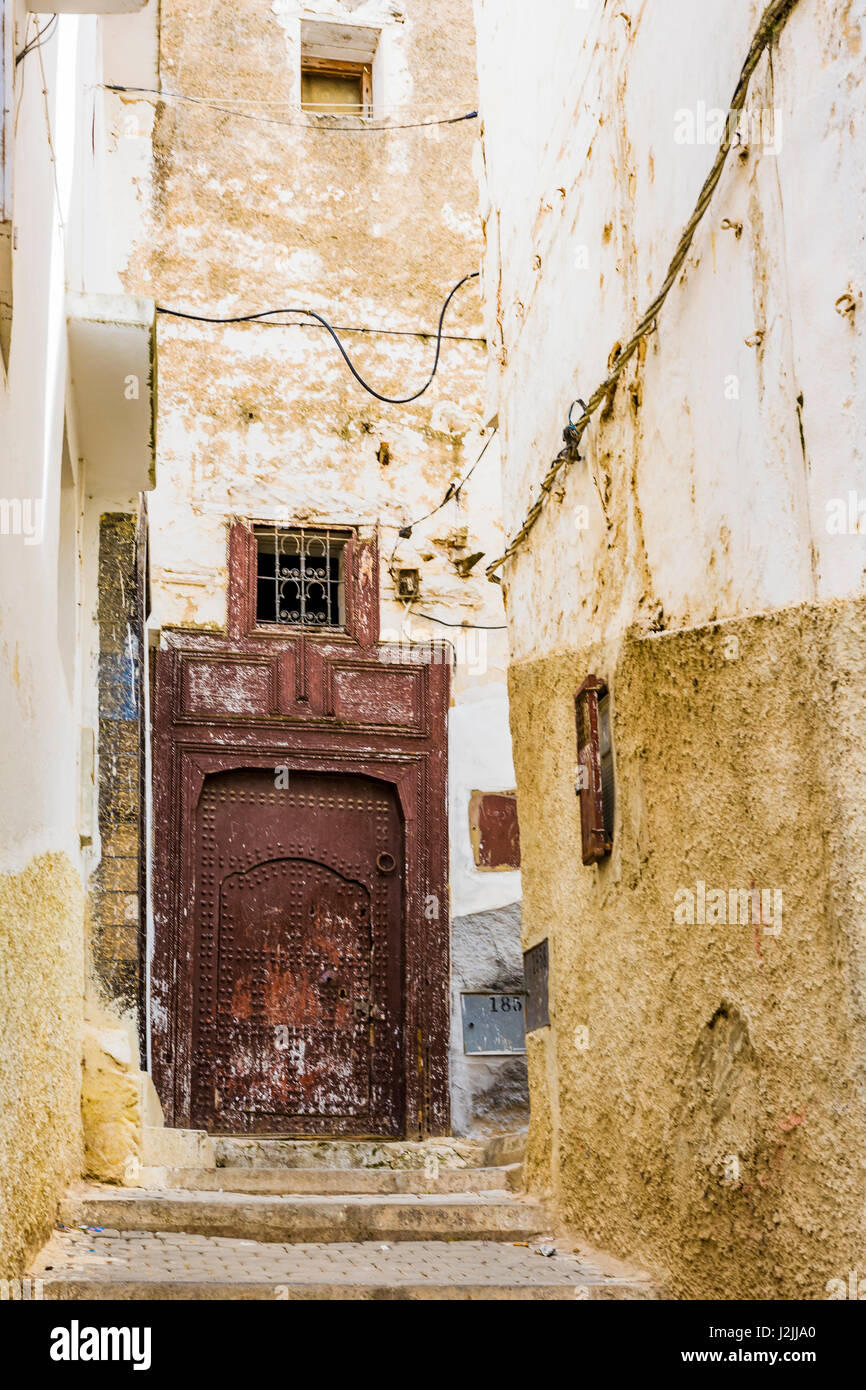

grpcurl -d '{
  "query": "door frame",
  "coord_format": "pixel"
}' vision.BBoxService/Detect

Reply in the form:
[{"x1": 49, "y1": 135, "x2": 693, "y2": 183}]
[
  {"x1": 151, "y1": 624, "x2": 451, "y2": 1139},
  {"x1": 189, "y1": 764, "x2": 408, "y2": 1137}
]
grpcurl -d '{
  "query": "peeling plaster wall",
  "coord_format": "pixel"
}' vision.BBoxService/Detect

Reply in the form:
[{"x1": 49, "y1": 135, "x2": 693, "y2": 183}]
[
  {"x1": 113, "y1": 0, "x2": 524, "y2": 1131},
  {"x1": 90, "y1": 512, "x2": 146, "y2": 1021},
  {"x1": 0, "y1": 856, "x2": 84, "y2": 1276},
  {"x1": 474, "y1": 0, "x2": 866, "y2": 1295}
]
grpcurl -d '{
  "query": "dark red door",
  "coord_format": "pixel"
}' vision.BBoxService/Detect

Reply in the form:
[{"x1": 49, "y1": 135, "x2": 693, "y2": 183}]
[{"x1": 190, "y1": 768, "x2": 404, "y2": 1135}]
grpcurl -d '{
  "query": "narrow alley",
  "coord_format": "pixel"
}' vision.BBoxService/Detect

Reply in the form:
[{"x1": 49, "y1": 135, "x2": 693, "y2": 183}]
[
  {"x1": 29, "y1": 1135, "x2": 653, "y2": 1299},
  {"x1": 1, "y1": 0, "x2": 865, "y2": 1359}
]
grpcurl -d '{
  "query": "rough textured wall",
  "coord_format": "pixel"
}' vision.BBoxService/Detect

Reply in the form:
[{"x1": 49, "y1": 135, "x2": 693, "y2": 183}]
[
  {"x1": 511, "y1": 596, "x2": 866, "y2": 1298},
  {"x1": 474, "y1": 0, "x2": 866, "y2": 1294},
  {"x1": 0, "y1": 855, "x2": 84, "y2": 1275},
  {"x1": 1, "y1": 10, "x2": 160, "y2": 1272},
  {"x1": 450, "y1": 903, "x2": 528, "y2": 1135},
  {"x1": 0, "y1": 16, "x2": 97, "y2": 1276},
  {"x1": 123, "y1": 0, "x2": 504, "y2": 655},
  {"x1": 90, "y1": 514, "x2": 145, "y2": 1025}
]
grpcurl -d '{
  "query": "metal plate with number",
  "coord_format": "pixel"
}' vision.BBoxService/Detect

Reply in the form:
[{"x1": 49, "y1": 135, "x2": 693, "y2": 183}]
[{"x1": 461, "y1": 993, "x2": 527, "y2": 1054}]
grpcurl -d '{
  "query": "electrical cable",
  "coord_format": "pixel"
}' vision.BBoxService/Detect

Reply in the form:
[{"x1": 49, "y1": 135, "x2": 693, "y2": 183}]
[
  {"x1": 485, "y1": 0, "x2": 803, "y2": 578},
  {"x1": 392, "y1": 427, "x2": 499, "y2": 544},
  {"x1": 401, "y1": 611, "x2": 507, "y2": 631},
  {"x1": 386, "y1": 427, "x2": 507, "y2": 631},
  {"x1": 15, "y1": 14, "x2": 58, "y2": 67},
  {"x1": 103, "y1": 84, "x2": 478, "y2": 133},
  {"x1": 240, "y1": 318, "x2": 485, "y2": 345},
  {"x1": 156, "y1": 272, "x2": 480, "y2": 405}
]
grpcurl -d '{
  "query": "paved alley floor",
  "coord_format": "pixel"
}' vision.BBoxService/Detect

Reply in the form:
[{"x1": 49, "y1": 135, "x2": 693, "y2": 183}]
[{"x1": 30, "y1": 1226, "x2": 651, "y2": 1300}]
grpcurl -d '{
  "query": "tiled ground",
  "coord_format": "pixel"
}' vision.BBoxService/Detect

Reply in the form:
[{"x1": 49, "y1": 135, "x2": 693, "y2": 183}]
[{"x1": 30, "y1": 1227, "x2": 627, "y2": 1294}]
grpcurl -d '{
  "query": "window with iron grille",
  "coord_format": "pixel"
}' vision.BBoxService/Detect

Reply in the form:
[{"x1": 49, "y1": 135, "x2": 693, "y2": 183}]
[{"x1": 254, "y1": 526, "x2": 348, "y2": 630}]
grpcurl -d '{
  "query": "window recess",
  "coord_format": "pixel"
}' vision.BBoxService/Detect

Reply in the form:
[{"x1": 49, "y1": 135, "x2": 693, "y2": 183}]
[
  {"x1": 255, "y1": 525, "x2": 348, "y2": 630},
  {"x1": 301, "y1": 56, "x2": 372, "y2": 116},
  {"x1": 300, "y1": 20, "x2": 379, "y2": 117},
  {"x1": 228, "y1": 519, "x2": 380, "y2": 648}
]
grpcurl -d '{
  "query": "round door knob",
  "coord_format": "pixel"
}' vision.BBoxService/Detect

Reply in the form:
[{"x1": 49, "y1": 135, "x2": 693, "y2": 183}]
[{"x1": 376, "y1": 852, "x2": 397, "y2": 874}]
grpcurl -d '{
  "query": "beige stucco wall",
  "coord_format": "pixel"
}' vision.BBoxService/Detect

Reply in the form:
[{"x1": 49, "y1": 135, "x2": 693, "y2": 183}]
[
  {"x1": 474, "y1": 0, "x2": 866, "y2": 1295},
  {"x1": 512, "y1": 596, "x2": 866, "y2": 1298},
  {"x1": 1, "y1": 6, "x2": 92, "y2": 1274},
  {"x1": 119, "y1": 0, "x2": 502, "y2": 651},
  {"x1": 0, "y1": 855, "x2": 84, "y2": 1275}
]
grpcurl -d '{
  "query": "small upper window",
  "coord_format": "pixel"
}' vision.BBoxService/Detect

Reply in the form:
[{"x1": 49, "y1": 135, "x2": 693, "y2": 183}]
[
  {"x1": 301, "y1": 58, "x2": 372, "y2": 116},
  {"x1": 255, "y1": 526, "x2": 348, "y2": 630},
  {"x1": 300, "y1": 20, "x2": 379, "y2": 117}
]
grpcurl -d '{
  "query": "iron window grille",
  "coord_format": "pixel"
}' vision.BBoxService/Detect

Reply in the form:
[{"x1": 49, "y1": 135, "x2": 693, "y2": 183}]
[{"x1": 255, "y1": 526, "x2": 348, "y2": 630}]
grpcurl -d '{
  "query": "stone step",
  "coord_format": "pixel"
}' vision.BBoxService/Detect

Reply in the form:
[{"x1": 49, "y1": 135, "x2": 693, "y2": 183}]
[
  {"x1": 153, "y1": 1164, "x2": 523, "y2": 1195},
  {"x1": 35, "y1": 1281, "x2": 610, "y2": 1300},
  {"x1": 140, "y1": 1126, "x2": 215, "y2": 1171},
  {"x1": 213, "y1": 1136, "x2": 501, "y2": 1171},
  {"x1": 31, "y1": 1230, "x2": 657, "y2": 1301},
  {"x1": 479, "y1": 1133, "x2": 528, "y2": 1167},
  {"x1": 59, "y1": 1186, "x2": 550, "y2": 1245}
]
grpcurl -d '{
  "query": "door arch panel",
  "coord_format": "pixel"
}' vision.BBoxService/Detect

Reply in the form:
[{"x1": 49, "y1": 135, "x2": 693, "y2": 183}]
[{"x1": 191, "y1": 768, "x2": 404, "y2": 1135}]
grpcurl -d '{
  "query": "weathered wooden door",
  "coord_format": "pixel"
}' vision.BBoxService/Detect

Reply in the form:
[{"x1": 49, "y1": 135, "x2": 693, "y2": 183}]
[
  {"x1": 152, "y1": 526, "x2": 450, "y2": 1138},
  {"x1": 190, "y1": 769, "x2": 404, "y2": 1135}
]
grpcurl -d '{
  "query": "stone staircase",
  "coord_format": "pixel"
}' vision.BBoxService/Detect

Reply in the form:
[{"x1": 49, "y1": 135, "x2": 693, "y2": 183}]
[{"x1": 30, "y1": 1134, "x2": 655, "y2": 1300}]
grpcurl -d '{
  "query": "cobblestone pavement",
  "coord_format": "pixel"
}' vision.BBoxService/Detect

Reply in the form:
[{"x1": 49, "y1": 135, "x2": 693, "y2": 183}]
[{"x1": 30, "y1": 1227, "x2": 631, "y2": 1294}]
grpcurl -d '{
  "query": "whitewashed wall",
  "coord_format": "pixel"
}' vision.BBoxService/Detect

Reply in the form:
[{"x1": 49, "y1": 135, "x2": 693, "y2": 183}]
[
  {"x1": 474, "y1": 0, "x2": 866, "y2": 663},
  {"x1": 1, "y1": 10, "x2": 97, "y2": 875},
  {"x1": 0, "y1": 0, "x2": 156, "y2": 1274}
]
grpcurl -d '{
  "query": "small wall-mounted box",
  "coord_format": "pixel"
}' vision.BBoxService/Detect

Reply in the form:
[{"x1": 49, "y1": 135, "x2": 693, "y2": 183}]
[
  {"x1": 575, "y1": 675, "x2": 614, "y2": 864},
  {"x1": 395, "y1": 568, "x2": 420, "y2": 600}
]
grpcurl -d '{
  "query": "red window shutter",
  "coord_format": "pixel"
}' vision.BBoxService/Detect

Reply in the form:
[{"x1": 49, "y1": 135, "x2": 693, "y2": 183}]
[{"x1": 575, "y1": 675, "x2": 613, "y2": 865}]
